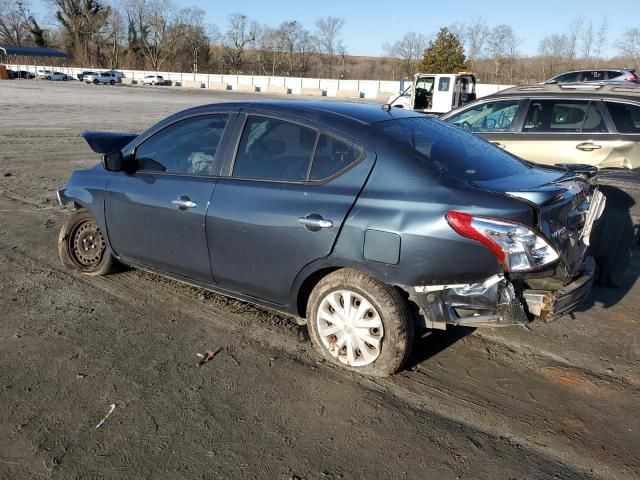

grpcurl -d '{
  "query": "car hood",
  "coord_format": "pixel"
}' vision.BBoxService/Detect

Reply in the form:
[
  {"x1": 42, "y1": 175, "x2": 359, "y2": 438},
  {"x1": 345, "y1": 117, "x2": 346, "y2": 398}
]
[{"x1": 471, "y1": 165, "x2": 603, "y2": 279}]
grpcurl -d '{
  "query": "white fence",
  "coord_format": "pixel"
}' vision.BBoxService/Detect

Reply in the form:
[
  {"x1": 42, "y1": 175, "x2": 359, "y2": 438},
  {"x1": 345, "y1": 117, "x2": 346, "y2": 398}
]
[{"x1": 5, "y1": 63, "x2": 514, "y2": 99}]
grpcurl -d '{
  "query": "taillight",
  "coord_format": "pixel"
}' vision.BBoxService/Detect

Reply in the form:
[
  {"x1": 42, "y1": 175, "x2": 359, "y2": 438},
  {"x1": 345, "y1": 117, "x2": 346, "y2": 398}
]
[
  {"x1": 626, "y1": 76, "x2": 640, "y2": 83},
  {"x1": 446, "y1": 211, "x2": 560, "y2": 272}
]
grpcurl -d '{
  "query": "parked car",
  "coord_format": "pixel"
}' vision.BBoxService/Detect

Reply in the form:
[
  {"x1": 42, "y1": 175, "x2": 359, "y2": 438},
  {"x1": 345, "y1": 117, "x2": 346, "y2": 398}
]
[
  {"x1": 441, "y1": 82, "x2": 640, "y2": 285},
  {"x1": 58, "y1": 102, "x2": 605, "y2": 376},
  {"x1": 77, "y1": 70, "x2": 98, "y2": 81},
  {"x1": 141, "y1": 74, "x2": 165, "y2": 85},
  {"x1": 85, "y1": 71, "x2": 120, "y2": 85},
  {"x1": 44, "y1": 71, "x2": 68, "y2": 81},
  {"x1": 9, "y1": 70, "x2": 35, "y2": 79},
  {"x1": 543, "y1": 68, "x2": 639, "y2": 85},
  {"x1": 36, "y1": 69, "x2": 51, "y2": 78}
]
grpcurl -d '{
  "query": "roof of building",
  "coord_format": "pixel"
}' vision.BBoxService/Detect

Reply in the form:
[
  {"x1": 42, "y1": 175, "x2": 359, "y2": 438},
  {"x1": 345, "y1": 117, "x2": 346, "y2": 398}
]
[{"x1": 0, "y1": 45, "x2": 67, "y2": 58}]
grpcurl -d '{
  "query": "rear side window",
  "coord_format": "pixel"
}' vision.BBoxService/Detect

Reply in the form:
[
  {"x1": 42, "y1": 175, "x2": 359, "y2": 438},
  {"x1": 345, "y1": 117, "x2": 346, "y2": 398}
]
[
  {"x1": 371, "y1": 117, "x2": 530, "y2": 181},
  {"x1": 135, "y1": 115, "x2": 229, "y2": 175},
  {"x1": 447, "y1": 100, "x2": 521, "y2": 132},
  {"x1": 438, "y1": 77, "x2": 451, "y2": 91},
  {"x1": 606, "y1": 102, "x2": 640, "y2": 133},
  {"x1": 522, "y1": 100, "x2": 606, "y2": 133},
  {"x1": 581, "y1": 71, "x2": 606, "y2": 81},
  {"x1": 309, "y1": 134, "x2": 361, "y2": 180},
  {"x1": 233, "y1": 117, "x2": 316, "y2": 181},
  {"x1": 605, "y1": 70, "x2": 623, "y2": 80}
]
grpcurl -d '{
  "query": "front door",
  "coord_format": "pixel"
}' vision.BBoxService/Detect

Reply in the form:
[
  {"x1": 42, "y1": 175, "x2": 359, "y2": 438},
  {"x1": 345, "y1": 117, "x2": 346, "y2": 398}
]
[
  {"x1": 206, "y1": 114, "x2": 374, "y2": 306},
  {"x1": 105, "y1": 114, "x2": 231, "y2": 283}
]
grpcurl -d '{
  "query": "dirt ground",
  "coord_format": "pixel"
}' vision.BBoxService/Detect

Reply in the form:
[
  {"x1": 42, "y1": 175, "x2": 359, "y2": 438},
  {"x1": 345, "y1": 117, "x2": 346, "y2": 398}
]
[{"x1": 0, "y1": 81, "x2": 639, "y2": 480}]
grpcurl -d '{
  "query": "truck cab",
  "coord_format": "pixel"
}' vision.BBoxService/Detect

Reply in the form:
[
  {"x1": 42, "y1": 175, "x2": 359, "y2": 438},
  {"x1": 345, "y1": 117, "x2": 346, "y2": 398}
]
[{"x1": 388, "y1": 72, "x2": 477, "y2": 115}]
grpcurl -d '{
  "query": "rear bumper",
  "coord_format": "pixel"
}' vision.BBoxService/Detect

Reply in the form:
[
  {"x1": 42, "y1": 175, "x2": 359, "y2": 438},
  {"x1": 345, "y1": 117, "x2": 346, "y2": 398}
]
[{"x1": 523, "y1": 257, "x2": 595, "y2": 321}]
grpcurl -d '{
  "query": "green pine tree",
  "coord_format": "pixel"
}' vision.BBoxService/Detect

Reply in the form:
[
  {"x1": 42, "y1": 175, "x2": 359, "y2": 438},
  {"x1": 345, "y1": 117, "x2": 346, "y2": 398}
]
[{"x1": 419, "y1": 27, "x2": 469, "y2": 73}]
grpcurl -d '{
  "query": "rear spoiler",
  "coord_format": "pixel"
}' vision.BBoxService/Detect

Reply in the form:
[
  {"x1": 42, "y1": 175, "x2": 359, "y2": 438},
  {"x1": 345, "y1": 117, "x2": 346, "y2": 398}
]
[{"x1": 81, "y1": 131, "x2": 138, "y2": 154}]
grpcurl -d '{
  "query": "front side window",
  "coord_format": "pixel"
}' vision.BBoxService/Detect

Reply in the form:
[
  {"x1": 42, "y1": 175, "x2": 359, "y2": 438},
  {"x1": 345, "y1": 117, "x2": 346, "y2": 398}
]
[
  {"x1": 606, "y1": 102, "x2": 640, "y2": 133},
  {"x1": 135, "y1": 115, "x2": 228, "y2": 175},
  {"x1": 309, "y1": 134, "x2": 361, "y2": 180},
  {"x1": 550, "y1": 72, "x2": 579, "y2": 83},
  {"x1": 233, "y1": 117, "x2": 316, "y2": 181},
  {"x1": 371, "y1": 117, "x2": 530, "y2": 181},
  {"x1": 448, "y1": 100, "x2": 521, "y2": 132},
  {"x1": 438, "y1": 77, "x2": 451, "y2": 91},
  {"x1": 522, "y1": 100, "x2": 606, "y2": 133}
]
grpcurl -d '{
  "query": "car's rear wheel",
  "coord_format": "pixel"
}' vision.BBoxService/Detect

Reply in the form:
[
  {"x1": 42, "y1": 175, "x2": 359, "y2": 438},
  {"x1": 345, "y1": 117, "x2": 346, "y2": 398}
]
[
  {"x1": 58, "y1": 208, "x2": 117, "y2": 276},
  {"x1": 93, "y1": 79, "x2": 98, "y2": 85},
  {"x1": 110, "y1": 80, "x2": 115, "y2": 85},
  {"x1": 306, "y1": 269, "x2": 413, "y2": 377}
]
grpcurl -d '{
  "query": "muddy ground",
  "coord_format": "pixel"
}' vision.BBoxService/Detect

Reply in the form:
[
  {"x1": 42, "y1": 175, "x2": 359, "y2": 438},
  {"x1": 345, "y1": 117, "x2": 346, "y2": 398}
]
[{"x1": 0, "y1": 81, "x2": 638, "y2": 480}]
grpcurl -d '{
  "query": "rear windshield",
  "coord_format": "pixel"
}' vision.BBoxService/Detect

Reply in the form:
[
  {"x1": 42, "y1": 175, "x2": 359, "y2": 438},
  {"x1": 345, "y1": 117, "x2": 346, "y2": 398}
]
[{"x1": 371, "y1": 117, "x2": 530, "y2": 180}]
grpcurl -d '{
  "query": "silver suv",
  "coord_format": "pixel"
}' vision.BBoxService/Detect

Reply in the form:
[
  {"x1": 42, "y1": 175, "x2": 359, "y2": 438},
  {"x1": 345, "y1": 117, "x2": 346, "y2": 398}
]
[{"x1": 544, "y1": 68, "x2": 639, "y2": 85}]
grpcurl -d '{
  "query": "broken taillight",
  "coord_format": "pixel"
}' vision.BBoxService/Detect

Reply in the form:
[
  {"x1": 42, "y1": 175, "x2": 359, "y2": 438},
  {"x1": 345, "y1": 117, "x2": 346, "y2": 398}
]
[{"x1": 446, "y1": 211, "x2": 560, "y2": 272}]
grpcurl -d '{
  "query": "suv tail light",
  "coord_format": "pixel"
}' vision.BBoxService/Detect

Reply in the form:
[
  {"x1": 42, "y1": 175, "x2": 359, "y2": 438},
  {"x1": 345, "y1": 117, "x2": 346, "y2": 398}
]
[
  {"x1": 446, "y1": 211, "x2": 560, "y2": 272},
  {"x1": 626, "y1": 76, "x2": 639, "y2": 83}
]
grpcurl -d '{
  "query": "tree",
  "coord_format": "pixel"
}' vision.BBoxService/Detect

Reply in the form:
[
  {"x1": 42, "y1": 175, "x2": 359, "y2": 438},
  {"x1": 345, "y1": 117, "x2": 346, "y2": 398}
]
[
  {"x1": 0, "y1": 0, "x2": 37, "y2": 46},
  {"x1": 315, "y1": 16, "x2": 345, "y2": 77},
  {"x1": 419, "y1": 27, "x2": 468, "y2": 73},
  {"x1": 538, "y1": 33, "x2": 569, "y2": 78},
  {"x1": 177, "y1": 7, "x2": 209, "y2": 73},
  {"x1": 485, "y1": 24, "x2": 519, "y2": 83},
  {"x1": 617, "y1": 27, "x2": 640, "y2": 67},
  {"x1": 465, "y1": 18, "x2": 489, "y2": 69},
  {"x1": 383, "y1": 32, "x2": 427, "y2": 76},
  {"x1": 593, "y1": 17, "x2": 608, "y2": 67},
  {"x1": 580, "y1": 20, "x2": 594, "y2": 67},
  {"x1": 53, "y1": 0, "x2": 111, "y2": 65},
  {"x1": 222, "y1": 13, "x2": 256, "y2": 73}
]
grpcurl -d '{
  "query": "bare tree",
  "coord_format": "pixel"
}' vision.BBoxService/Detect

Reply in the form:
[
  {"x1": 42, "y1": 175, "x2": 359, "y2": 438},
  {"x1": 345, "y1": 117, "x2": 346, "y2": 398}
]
[
  {"x1": 0, "y1": 0, "x2": 31, "y2": 45},
  {"x1": 566, "y1": 17, "x2": 584, "y2": 67},
  {"x1": 126, "y1": 0, "x2": 179, "y2": 71},
  {"x1": 580, "y1": 20, "x2": 594, "y2": 67},
  {"x1": 383, "y1": 32, "x2": 427, "y2": 76},
  {"x1": 105, "y1": 5, "x2": 125, "y2": 68},
  {"x1": 593, "y1": 17, "x2": 608, "y2": 67},
  {"x1": 53, "y1": 0, "x2": 111, "y2": 64},
  {"x1": 539, "y1": 33, "x2": 569, "y2": 79},
  {"x1": 617, "y1": 27, "x2": 640, "y2": 67},
  {"x1": 315, "y1": 16, "x2": 345, "y2": 77},
  {"x1": 177, "y1": 6, "x2": 208, "y2": 73},
  {"x1": 465, "y1": 17, "x2": 489, "y2": 69},
  {"x1": 222, "y1": 13, "x2": 256, "y2": 73}
]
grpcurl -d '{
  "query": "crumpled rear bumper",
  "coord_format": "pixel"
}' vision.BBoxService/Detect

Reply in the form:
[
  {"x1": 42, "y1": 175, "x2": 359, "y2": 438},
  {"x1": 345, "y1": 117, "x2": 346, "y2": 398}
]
[
  {"x1": 523, "y1": 257, "x2": 595, "y2": 322},
  {"x1": 406, "y1": 257, "x2": 595, "y2": 328}
]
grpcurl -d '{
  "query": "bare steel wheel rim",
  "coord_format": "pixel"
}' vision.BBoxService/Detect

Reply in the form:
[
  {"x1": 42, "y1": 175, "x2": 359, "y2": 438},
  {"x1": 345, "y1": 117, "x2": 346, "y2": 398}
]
[
  {"x1": 70, "y1": 220, "x2": 106, "y2": 268},
  {"x1": 316, "y1": 289, "x2": 384, "y2": 367}
]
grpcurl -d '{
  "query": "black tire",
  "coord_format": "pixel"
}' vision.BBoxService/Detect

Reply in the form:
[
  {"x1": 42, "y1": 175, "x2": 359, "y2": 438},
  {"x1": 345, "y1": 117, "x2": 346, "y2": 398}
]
[
  {"x1": 110, "y1": 80, "x2": 115, "y2": 85},
  {"x1": 591, "y1": 172, "x2": 640, "y2": 287},
  {"x1": 93, "y1": 79, "x2": 99, "y2": 85},
  {"x1": 58, "y1": 208, "x2": 117, "y2": 276},
  {"x1": 306, "y1": 269, "x2": 414, "y2": 377}
]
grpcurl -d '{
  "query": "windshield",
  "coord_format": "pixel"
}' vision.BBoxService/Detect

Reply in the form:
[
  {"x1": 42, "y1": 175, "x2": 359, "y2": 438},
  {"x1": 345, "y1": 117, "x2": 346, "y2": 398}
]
[{"x1": 371, "y1": 117, "x2": 530, "y2": 181}]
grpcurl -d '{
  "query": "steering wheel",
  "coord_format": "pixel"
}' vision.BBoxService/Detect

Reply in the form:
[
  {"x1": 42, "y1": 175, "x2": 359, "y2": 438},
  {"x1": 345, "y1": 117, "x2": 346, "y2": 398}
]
[{"x1": 460, "y1": 121, "x2": 473, "y2": 132}]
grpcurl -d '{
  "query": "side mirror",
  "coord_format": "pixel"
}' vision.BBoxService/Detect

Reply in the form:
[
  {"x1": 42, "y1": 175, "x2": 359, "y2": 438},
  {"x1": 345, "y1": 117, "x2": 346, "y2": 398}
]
[{"x1": 103, "y1": 151, "x2": 124, "y2": 171}]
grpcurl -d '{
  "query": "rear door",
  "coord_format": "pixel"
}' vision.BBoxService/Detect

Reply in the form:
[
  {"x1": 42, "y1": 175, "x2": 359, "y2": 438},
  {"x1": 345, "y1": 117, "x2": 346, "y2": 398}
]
[
  {"x1": 206, "y1": 113, "x2": 375, "y2": 305},
  {"x1": 603, "y1": 100, "x2": 640, "y2": 169},
  {"x1": 505, "y1": 99, "x2": 620, "y2": 167},
  {"x1": 105, "y1": 113, "x2": 234, "y2": 283}
]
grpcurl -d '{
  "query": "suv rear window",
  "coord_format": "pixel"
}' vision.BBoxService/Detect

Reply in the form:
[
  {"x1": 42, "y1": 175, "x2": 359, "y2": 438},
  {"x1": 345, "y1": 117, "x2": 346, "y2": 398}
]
[
  {"x1": 371, "y1": 117, "x2": 530, "y2": 181},
  {"x1": 605, "y1": 102, "x2": 640, "y2": 133}
]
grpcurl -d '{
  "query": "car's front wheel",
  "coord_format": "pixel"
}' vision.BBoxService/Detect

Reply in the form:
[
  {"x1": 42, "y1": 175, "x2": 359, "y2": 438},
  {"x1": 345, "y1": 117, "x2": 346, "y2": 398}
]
[
  {"x1": 93, "y1": 79, "x2": 99, "y2": 85},
  {"x1": 306, "y1": 269, "x2": 414, "y2": 377},
  {"x1": 58, "y1": 208, "x2": 117, "y2": 276},
  {"x1": 110, "y1": 80, "x2": 115, "y2": 85}
]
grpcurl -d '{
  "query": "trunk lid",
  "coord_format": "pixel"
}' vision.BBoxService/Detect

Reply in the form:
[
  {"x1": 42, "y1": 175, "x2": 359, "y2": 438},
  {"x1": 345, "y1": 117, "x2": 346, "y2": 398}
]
[{"x1": 471, "y1": 165, "x2": 602, "y2": 278}]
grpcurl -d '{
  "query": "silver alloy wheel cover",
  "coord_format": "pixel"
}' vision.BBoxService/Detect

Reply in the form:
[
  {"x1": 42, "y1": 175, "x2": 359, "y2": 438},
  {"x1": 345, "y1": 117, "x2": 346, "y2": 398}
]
[{"x1": 316, "y1": 289, "x2": 384, "y2": 367}]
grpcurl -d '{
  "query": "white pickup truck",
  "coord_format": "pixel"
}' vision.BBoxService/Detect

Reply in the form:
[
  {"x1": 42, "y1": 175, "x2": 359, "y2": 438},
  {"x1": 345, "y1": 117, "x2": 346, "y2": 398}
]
[{"x1": 387, "y1": 72, "x2": 477, "y2": 115}]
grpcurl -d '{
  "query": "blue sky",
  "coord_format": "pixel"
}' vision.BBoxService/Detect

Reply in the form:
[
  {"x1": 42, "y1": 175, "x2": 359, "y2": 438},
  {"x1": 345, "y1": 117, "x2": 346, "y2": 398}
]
[{"x1": 34, "y1": 0, "x2": 634, "y2": 58}]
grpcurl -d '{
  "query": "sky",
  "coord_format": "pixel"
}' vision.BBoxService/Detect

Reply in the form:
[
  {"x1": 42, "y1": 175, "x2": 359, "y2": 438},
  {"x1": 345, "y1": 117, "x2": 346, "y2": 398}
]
[{"x1": 33, "y1": 0, "x2": 636, "y2": 58}]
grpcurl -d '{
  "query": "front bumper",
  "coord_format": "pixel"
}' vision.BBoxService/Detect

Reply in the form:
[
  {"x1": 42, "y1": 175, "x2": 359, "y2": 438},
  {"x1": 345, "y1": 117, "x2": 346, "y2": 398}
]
[{"x1": 407, "y1": 257, "x2": 595, "y2": 328}]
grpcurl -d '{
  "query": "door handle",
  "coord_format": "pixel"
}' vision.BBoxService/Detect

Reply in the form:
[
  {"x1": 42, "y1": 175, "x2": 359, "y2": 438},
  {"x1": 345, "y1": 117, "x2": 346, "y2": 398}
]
[
  {"x1": 298, "y1": 214, "x2": 333, "y2": 230},
  {"x1": 576, "y1": 142, "x2": 602, "y2": 152},
  {"x1": 491, "y1": 142, "x2": 505, "y2": 149},
  {"x1": 171, "y1": 197, "x2": 197, "y2": 209}
]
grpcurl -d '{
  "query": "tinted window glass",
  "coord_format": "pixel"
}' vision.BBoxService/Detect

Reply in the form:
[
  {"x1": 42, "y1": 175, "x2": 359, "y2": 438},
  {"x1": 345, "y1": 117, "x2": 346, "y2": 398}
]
[
  {"x1": 448, "y1": 100, "x2": 520, "y2": 132},
  {"x1": 606, "y1": 102, "x2": 640, "y2": 133},
  {"x1": 371, "y1": 117, "x2": 530, "y2": 181},
  {"x1": 581, "y1": 71, "x2": 605, "y2": 81},
  {"x1": 136, "y1": 115, "x2": 228, "y2": 175},
  {"x1": 605, "y1": 70, "x2": 623, "y2": 80},
  {"x1": 523, "y1": 100, "x2": 605, "y2": 133},
  {"x1": 438, "y1": 77, "x2": 451, "y2": 91},
  {"x1": 233, "y1": 117, "x2": 316, "y2": 181},
  {"x1": 551, "y1": 72, "x2": 579, "y2": 83},
  {"x1": 309, "y1": 135, "x2": 361, "y2": 180}
]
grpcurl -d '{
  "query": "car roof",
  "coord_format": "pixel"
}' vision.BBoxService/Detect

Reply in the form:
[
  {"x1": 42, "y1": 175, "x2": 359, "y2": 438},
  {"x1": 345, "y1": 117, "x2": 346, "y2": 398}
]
[
  {"x1": 482, "y1": 83, "x2": 640, "y2": 103},
  {"x1": 180, "y1": 100, "x2": 423, "y2": 126}
]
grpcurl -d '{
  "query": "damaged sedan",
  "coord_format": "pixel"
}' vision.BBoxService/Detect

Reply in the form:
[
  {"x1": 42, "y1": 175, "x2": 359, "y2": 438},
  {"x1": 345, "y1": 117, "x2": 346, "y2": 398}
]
[{"x1": 57, "y1": 102, "x2": 605, "y2": 376}]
